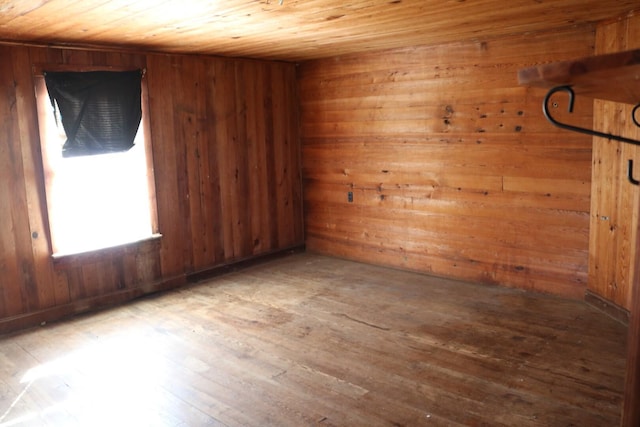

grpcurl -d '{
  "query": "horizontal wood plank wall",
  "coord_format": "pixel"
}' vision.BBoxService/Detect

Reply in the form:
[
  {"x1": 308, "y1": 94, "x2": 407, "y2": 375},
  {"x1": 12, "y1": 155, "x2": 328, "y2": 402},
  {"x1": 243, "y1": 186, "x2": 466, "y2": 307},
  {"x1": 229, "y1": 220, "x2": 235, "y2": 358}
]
[
  {"x1": 0, "y1": 45, "x2": 302, "y2": 332},
  {"x1": 298, "y1": 26, "x2": 596, "y2": 298},
  {"x1": 589, "y1": 12, "x2": 640, "y2": 310}
]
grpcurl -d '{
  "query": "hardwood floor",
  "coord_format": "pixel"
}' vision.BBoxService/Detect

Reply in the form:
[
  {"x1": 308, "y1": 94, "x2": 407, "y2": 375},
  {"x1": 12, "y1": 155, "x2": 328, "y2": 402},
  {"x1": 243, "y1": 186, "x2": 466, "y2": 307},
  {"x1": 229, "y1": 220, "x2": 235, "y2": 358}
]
[{"x1": 0, "y1": 253, "x2": 627, "y2": 426}]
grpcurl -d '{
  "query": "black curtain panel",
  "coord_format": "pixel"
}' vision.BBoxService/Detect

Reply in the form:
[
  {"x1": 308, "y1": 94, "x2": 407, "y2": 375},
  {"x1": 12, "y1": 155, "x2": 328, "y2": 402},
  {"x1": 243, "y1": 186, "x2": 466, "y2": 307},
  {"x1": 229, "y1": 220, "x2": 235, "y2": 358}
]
[{"x1": 44, "y1": 70, "x2": 143, "y2": 157}]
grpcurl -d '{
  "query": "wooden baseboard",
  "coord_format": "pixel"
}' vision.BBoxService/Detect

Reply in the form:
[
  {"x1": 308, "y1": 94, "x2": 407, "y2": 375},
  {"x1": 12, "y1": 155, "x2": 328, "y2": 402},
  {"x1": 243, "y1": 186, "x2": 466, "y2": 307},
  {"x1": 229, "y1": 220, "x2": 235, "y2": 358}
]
[
  {"x1": 0, "y1": 274, "x2": 187, "y2": 336},
  {"x1": 187, "y1": 244, "x2": 305, "y2": 283},
  {"x1": 0, "y1": 245, "x2": 305, "y2": 336},
  {"x1": 584, "y1": 289, "x2": 630, "y2": 325}
]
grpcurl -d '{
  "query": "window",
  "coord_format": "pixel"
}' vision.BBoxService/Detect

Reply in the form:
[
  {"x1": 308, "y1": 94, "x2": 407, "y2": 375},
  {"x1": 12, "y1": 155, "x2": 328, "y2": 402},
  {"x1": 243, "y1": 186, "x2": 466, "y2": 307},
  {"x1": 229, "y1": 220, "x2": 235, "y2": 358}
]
[{"x1": 34, "y1": 67, "x2": 159, "y2": 257}]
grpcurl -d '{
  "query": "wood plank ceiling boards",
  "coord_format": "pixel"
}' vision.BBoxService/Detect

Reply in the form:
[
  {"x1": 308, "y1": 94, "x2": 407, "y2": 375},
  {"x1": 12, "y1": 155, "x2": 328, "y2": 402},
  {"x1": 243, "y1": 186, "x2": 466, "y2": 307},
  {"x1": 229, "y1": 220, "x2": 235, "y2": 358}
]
[{"x1": 0, "y1": 0, "x2": 637, "y2": 61}]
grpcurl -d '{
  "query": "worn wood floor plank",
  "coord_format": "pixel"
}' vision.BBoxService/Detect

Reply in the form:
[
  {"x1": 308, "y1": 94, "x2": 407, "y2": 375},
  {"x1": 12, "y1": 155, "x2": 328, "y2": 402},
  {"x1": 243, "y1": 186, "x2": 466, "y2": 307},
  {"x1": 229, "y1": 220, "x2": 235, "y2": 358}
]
[{"x1": 0, "y1": 253, "x2": 627, "y2": 426}]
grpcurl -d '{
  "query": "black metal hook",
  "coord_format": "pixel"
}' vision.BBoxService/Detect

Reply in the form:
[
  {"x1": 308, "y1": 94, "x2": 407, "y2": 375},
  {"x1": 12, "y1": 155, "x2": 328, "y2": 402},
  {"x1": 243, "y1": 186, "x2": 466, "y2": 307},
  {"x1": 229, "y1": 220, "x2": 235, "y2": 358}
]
[
  {"x1": 629, "y1": 159, "x2": 640, "y2": 186},
  {"x1": 543, "y1": 85, "x2": 640, "y2": 146},
  {"x1": 633, "y1": 104, "x2": 640, "y2": 128}
]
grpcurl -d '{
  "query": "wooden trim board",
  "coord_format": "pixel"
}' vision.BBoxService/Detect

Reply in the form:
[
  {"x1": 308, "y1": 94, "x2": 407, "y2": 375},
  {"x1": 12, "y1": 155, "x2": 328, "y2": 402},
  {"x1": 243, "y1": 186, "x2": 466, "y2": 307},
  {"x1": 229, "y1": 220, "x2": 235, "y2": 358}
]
[{"x1": 584, "y1": 290, "x2": 630, "y2": 325}]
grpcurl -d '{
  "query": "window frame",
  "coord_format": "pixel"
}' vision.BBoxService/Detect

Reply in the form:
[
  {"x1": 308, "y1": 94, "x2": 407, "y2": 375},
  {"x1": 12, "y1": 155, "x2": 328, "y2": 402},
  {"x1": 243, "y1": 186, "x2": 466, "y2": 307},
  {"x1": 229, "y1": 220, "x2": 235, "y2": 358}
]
[{"x1": 33, "y1": 64, "x2": 160, "y2": 261}]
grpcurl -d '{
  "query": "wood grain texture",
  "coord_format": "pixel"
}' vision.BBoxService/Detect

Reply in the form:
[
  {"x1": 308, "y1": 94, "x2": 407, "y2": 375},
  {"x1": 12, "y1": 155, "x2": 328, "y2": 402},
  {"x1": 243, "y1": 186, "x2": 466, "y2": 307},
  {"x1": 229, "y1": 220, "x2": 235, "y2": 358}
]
[
  {"x1": 0, "y1": 253, "x2": 627, "y2": 426},
  {"x1": 0, "y1": 0, "x2": 637, "y2": 61},
  {"x1": 624, "y1": 217, "x2": 640, "y2": 426},
  {"x1": 518, "y1": 48, "x2": 640, "y2": 105},
  {"x1": 625, "y1": 234, "x2": 640, "y2": 424},
  {"x1": 588, "y1": 13, "x2": 640, "y2": 310},
  {"x1": 594, "y1": 12, "x2": 640, "y2": 427},
  {"x1": 0, "y1": 45, "x2": 27, "y2": 318},
  {"x1": 299, "y1": 27, "x2": 595, "y2": 299},
  {"x1": 0, "y1": 45, "x2": 302, "y2": 332}
]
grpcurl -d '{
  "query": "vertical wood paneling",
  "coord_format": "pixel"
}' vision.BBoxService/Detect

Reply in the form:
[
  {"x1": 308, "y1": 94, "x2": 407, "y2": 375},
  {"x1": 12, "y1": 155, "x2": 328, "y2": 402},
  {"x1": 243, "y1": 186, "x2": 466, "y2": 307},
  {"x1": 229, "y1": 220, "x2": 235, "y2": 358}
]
[
  {"x1": 27, "y1": 47, "x2": 71, "y2": 308},
  {"x1": 147, "y1": 54, "x2": 183, "y2": 278},
  {"x1": 264, "y1": 65, "x2": 281, "y2": 249},
  {"x1": 233, "y1": 60, "x2": 253, "y2": 257},
  {"x1": 272, "y1": 64, "x2": 287, "y2": 248},
  {"x1": 285, "y1": 64, "x2": 304, "y2": 246},
  {"x1": 172, "y1": 56, "x2": 197, "y2": 273},
  {"x1": 594, "y1": 13, "x2": 640, "y2": 425},
  {"x1": 589, "y1": 13, "x2": 640, "y2": 310},
  {"x1": 244, "y1": 62, "x2": 265, "y2": 253},
  {"x1": 0, "y1": 45, "x2": 25, "y2": 318},
  {"x1": 0, "y1": 45, "x2": 302, "y2": 332},
  {"x1": 215, "y1": 59, "x2": 241, "y2": 259},
  {"x1": 273, "y1": 63, "x2": 301, "y2": 249},
  {"x1": 11, "y1": 46, "x2": 59, "y2": 310},
  {"x1": 0, "y1": 45, "x2": 63, "y2": 317},
  {"x1": 188, "y1": 57, "x2": 213, "y2": 270},
  {"x1": 298, "y1": 27, "x2": 595, "y2": 298},
  {"x1": 204, "y1": 64, "x2": 227, "y2": 265}
]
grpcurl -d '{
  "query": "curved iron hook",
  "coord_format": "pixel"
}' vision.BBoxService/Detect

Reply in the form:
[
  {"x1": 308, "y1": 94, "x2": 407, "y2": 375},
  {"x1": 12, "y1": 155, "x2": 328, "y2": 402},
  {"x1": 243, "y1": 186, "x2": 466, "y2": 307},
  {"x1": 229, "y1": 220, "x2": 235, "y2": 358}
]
[
  {"x1": 628, "y1": 159, "x2": 640, "y2": 186},
  {"x1": 633, "y1": 104, "x2": 640, "y2": 128},
  {"x1": 543, "y1": 85, "x2": 640, "y2": 146}
]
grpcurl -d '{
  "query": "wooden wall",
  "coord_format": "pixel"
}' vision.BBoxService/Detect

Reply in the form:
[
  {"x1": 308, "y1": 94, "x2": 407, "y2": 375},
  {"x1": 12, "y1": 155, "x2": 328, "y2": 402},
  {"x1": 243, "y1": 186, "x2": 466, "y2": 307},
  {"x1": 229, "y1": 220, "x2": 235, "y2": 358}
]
[
  {"x1": 298, "y1": 26, "x2": 596, "y2": 298},
  {"x1": 588, "y1": 11, "x2": 640, "y2": 311},
  {"x1": 0, "y1": 45, "x2": 302, "y2": 332}
]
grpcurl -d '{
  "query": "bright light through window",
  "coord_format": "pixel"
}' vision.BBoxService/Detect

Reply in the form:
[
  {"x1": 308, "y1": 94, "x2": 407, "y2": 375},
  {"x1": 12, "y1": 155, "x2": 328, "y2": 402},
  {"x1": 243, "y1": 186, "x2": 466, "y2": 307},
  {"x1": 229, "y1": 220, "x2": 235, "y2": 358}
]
[{"x1": 35, "y1": 72, "x2": 156, "y2": 256}]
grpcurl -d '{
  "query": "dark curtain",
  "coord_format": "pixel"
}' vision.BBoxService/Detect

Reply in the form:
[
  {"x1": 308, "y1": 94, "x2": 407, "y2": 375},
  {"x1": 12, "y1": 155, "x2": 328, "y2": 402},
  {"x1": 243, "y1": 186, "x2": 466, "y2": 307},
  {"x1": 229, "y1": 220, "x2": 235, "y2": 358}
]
[{"x1": 44, "y1": 70, "x2": 143, "y2": 157}]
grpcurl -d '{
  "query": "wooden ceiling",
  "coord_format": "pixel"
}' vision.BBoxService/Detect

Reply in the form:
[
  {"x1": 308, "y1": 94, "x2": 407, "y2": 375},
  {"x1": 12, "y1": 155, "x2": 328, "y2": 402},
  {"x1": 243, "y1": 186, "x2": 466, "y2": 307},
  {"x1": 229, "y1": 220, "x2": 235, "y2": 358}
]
[{"x1": 0, "y1": 0, "x2": 637, "y2": 62}]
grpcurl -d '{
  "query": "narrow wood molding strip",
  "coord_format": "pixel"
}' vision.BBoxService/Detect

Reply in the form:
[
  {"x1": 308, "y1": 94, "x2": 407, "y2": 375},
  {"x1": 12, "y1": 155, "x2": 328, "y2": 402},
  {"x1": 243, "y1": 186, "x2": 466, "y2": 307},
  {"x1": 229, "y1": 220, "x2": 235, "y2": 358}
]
[
  {"x1": 584, "y1": 290, "x2": 630, "y2": 325},
  {"x1": 186, "y1": 244, "x2": 305, "y2": 283}
]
